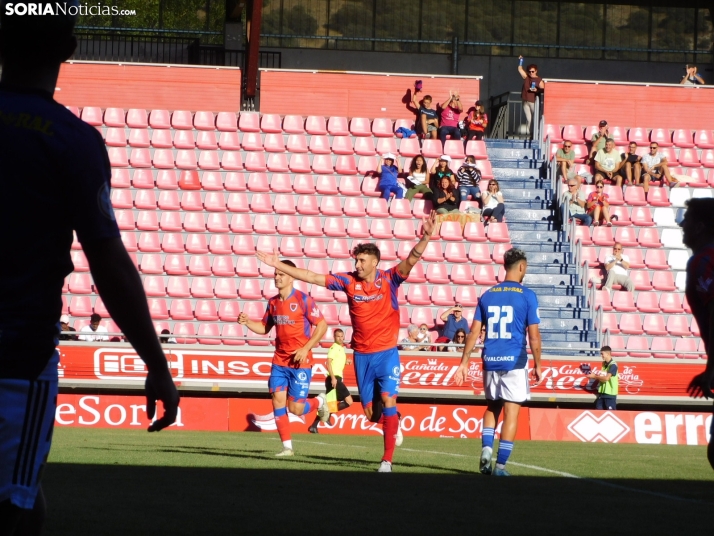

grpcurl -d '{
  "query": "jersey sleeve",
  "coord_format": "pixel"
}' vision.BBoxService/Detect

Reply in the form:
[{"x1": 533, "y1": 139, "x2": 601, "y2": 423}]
[
  {"x1": 525, "y1": 290, "x2": 541, "y2": 326},
  {"x1": 65, "y1": 127, "x2": 121, "y2": 245},
  {"x1": 303, "y1": 294, "x2": 324, "y2": 326},
  {"x1": 261, "y1": 303, "x2": 274, "y2": 332},
  {"x1": 326, "y1": 272, "x2": 352, "y2": 292},
  {"x1": 474, "y1": 297, "x2": 485, "y2": 323},
  {"x1": 326, "y1": 344, "x2": 339, "y2": 361},
  {"x1": 386, "y1": 266, "x2": 408, "y2": 287},
  {"x1": 607, "y1": 363, "x2": 618, "y2": 377}
]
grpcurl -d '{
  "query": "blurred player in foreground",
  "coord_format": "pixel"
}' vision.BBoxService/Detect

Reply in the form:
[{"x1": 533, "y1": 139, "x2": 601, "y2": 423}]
[
  {"x1": 454, "y1": 248, "x2": 542, "y2": 476},
  {"x1": 240, "y1": 260, "x2": 329, "y2": 456},
  {"x1": 257, "y1": 212, "x2": 437, "y2": 472},
  {"x1": 308, "y1": 328, "x2": 354, "y2": 433},
  {"x1": 0, "y1": 4, "x2": 178, "y2": 534},
  {"x1": 682, "y1": 198, "x2": 714, "y2": 470}
]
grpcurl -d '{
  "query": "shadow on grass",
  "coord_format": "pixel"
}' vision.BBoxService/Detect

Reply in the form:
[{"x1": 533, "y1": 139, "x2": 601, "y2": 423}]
[{"x1": 44, "y1": 463, "x2": 714, "y2": 535}]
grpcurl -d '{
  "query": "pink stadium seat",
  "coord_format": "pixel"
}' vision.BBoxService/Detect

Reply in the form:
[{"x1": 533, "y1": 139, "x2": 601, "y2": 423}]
[
  {"x1": 700, "y1": 149, "x2": 714, "y2": 168},
  {"x1": 179, "y1": 191, "x2": 203, "y2": 211},
  {"x1": 599, "y1": 312, "x2": 620, "y2": 334},
  {"x1": 667, "y1": 316, "x2": 691, "y2": 337},
  {"x1": 371, "y1": 118, "x2": 393, "y2": 137},
  {"x1": 304, "y1": 115, "x2": 327, "y2": 135},
  {"x1": 296, "y1": 195, "x2": 320, "y2": 215},
  {"x1": 660, "y1": 293, "x2": 684, "y2": 314},
  {"x1": 267, "y1": 153, "x2": 290, "y2": 172},
  {"x1": 303, "y1": 237, "x2": 327, "y2": 258},
  {"x1": 646, "y1": 188, "x2": 669, "y2": 207},
  {"x1": 321, "y1": 217, "x2": 344, "y2": 237},
  {"x1": 354, "y1": 137, "x2": 377, "y2": 156},
  {"x1": 170, "y1": 110, "x2": 192, "y2": 130},
  {"x1": 160, "y1": 233, "x2": 183, "y2": 254},
  {"x1": 625, "y1": 336, "x2": 652, "y2": 358},
  {"x1": 221, "y1": 323, "x2": 244, "y2": 345},
  {"x1": 573, "y1": 226, "x2": 592, "y2": 245},
  {"x1": 349, "y1": 118, "x2": 371, "y2": 137},
  {"x1": 260, "y1": 114, "x2": 283, "y2": 133},
  {"x1": 369, "y1": 219, "x2": 392, "y2": 239},
  {"x1": 439, "y1": 222, "x2": 462, "y2": 241},
  {"x1": 214, "y1": 277, "x2": 238, "y2": 299},
  {"x1": 357, "y1": 156, "x2": 379, "y2": 176},
  {"x1": 235, "y1": 257, "x2": 260, "y2": 277},
  {"x1": 455, "y1": 286, "x2": 480, "y2": 307},
  {"x1": 322, "y1": 196, "x2": 345, "y2": 216},
  {"x1": 111, "y1": 189, "x2": 133, "y2": 209},
  {"x1": 579, "y1": 247, "x2": 598, "y2": 267},
  {"x1": 254, "y1": 214, "x2": 276, "y2": 234},
  {"x1": 227, "y1": 192, "x2": 249, "y2": 212},
  {"x1": 244, "y1": 152, "x2": 267, "y2": 172},
  {"x1": 190, "y1": 277, "x2": 214, "y2": 299},
  {"x1": 393, "y1": 220, "x2": 416, "y2": 240},
  {"x1": 245, "y1": 172, "x2": 269, "y2": 192},
  {"x1": 619, "y1": 313, "x2": 644, "y2": 335},
  {"x1": 398, "y1": 138, "x2": 421, "y2": 157},
  {"x1": 421, "y1": 242, "x2": 443, "y2": 262},
  {"x1": 174, "y1": 150, "x2": 197, "y2": 170},
  {"x1": 314, "y1": 175, "x2": 338, "y2": 195},
  {"x1": 444, "y1": 140, "x2": 465, "y2": 159},
  {"x1": 478, "y1": 160, "x2": 494, "y2": 179},
  {"x1": 672, "y1": 129, "x2": 694, "y2": 148},
  {"x1": 208, "y1": 234, "x2": 232, "y2": 254},
  {"x1": 136, "y1": 212, "x2": 159, "y2": 232},
  {"x1": 421, "y1": 139, "x2": 442, "y2": 158},
  {"x1": 677, "y1": 148, "x2": 699, "y2": 167},
  {"x1": 188, "y1": 255, "x2": 211, "y2": 276},
  {"x1": 156, "y1": 170, "x2": 178, "y2": 190},
  {"x1": 695, "y1": 130, "x2": 714, "y2": 149},
  {"x1": 474, "y1": 265, "x2": 497, "y2": 285},
  {"x1": 335, "y1": 155, "x2": 358, "y2": 175},
  {"x1": 468, "y1": 243, "x2": 492, "y2": 264},
  {"x1": 143, "y1": 276, "x2": 166, "y2": 297},
  {"x1": 628, "y1": 127, "x2": 648, "y2": 144},
  {"x1": 461, "y1": 222, "x2": 486, "y2": 242},
  {"x1": 451, "y1": 264, "x2": 474, "y2": 285},
  {"x1": 182, "y1": 213, "x2": 205, "y2": 233},
  {"x1": 675, "y1": 338, "x2": 698, "y2": 359},
  {"x1": 692, "y1": 318, "x2": 701, "y2": 337},
  {"x1": 104, "y1": 127, "x2": 127, "y2": 147},
  {"x1": 630, "y1": 270, "x2": 653, "y2": 290},
  {"x1": 282, "y1": 115, "x2": 305, "y2": 134},
  {"x1": 650, "y1": 128, "x2": 672, "y2": 147},
  {"x1": 327, "y1": 239, "x2": 351, "y2": 259},
  {"x1": 272, "y1": 194, "x2": 295, "y2": 215},
  {"x1": 426, "y1": 264, "x2": 450, "y2": 284},
  {"x1": 148, "y1": 299, "x2": 169, "y2": 320},
  {"x1": 544, "y1": 123, "x2": 563, "y2": 143},
  {"x1": 107, "y1": 147, "x2": 129, "y2": 167},
  {"x1": 366, "y1": 198, "x2": 389, "y2": 217},
  {"x1": 148, "y1": 109, "x2": 171, "y2": 129},
  {"x1": 611, "y1": 292, "x2": 636, "y2": 312},
  {"x1": 287, "y1": 153, "x2": 310, "y2": 174},
  {"x1": 199, "y1": 171, "x2": 222, "y2": 191},
  {"x1": 644, "y1": 249, "x2": 669, "y2": 270},
  {"x1": 486, "y1": 222, "x2": 510, "y2": 243},
  {"x1": 114, "y1": 210, "x2": 135, "y2": 231},
  {"x1": 562, "y1": 125, "x2": 583, "y2": 143},
  {"x1": 602, "y1": 185, "x2": 624, "y2": 205},
  {"x1": 629, "y1": 206, "x2": 654, "y2": 227},
  {"x1": 219, "y1": 131, "x2": 241, "y2": 151},
  {"x1": 412, "y1": 199, "x2": 434, "y2": 219},
  {"x1": 605, "y1": 335, "x2": 626, "y2": 357},
  {"x1": 134, "y1": 168, "x2": 157, "y2": 189},
  {"x1": 650, "y1": 337, "x2": 674, "y2": 359},
  {"x1": 624, "y1": 187, "x2": 647, "y2": 206},
  {"x1": 432, "y1": 285, "x2": 455, "y2": 306},
  {"x1": 593, "y1": 289, "x2": 612, "y2": 311},
  {"x1": 211, "y1": 256, "x2": 235, "y2": 277},
  {"x1": 173, "y1": 130, "x2": 195, "y2": 149},
  {"x1": 80, "y1": 106, "x2": 103, "y2": 126},
  {"x1": 204, "y1": 192, "x2": 227, "y2": 212},
  {"x1": 223, "y1": 172, "x2": 247, "y2": 193},
  {"x1": 242, "y1": 132, "x2": 264, "y2": 151},
  {"x1": 404, "y1": 263, "x2": 426, "y2": 283},
  {"x1": 171, "y1": 323, "x2": 196, "y2": 345},
  {"x1": 652, "y1": 271, "x2": 676, "y2": 291},
  {"x1": 169, "y1": 299, "x2": 194, "y2": 320},
  {"x1": 111, "y1": 169, "x2": 131, "y2": 189},
  {"x1": 376, "y1": 138, "x2": 398, "y2": 156},
  {"x1": 326, "y1": 116, "x2": 349, "y2": 136},
  {"x1": 193, "y1": 110, "x2": 215, "y2": 131},
  {"x1": 238, "y1": 113, "x2": 261, "y2": 132},
  {"x1": 216, "y1": 112, "x2": 238, "y2": 132},
  {"x1": 164, "y1": 254, "x2": 188, "y2": 275},
  {"x1": 407, "y1": 284, "x2": 433, "y2": 305},
  {"x1": 334, "y1": 176, "x2": 360, "y2": 197},
  {"x1": 592, "y1": 226, "x2": 615, "y2": 246},
  {"x1": 643, "y1": 314, "x2": 668, "y2": 336},
  {"x1": 69, "y1": 296, "x2": 93, "y2": 317},
  {"x1": 126, "y1": 108, "x2": 148, "y2": 128},
  {"x1": 622, "y1": 248, "x2": 645, "y2": 269},
  {"x1": 186, "y1": 234, "x2": 209, "y2": 254},
  {"x1": 466, "y1": 140, "x2": 488, "y2": 160},
  {"x1": 239, "y1": 279, "x2": 263, "y2": 300},
  {"x1": 128, "y1": 128, "x2": 149, "y2": 148},
  {"x1": 135, "y1": 189, "x2": 159, "y2": 210},
  {"x1": 638, "y1": 228, "x2": 662, "y2": 248},
  {"x1": 197, "y1": 323, "x2": 222, "y2": 345}
]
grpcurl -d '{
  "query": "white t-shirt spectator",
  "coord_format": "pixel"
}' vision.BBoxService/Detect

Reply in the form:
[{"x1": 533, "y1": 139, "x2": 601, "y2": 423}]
[
  {"x1": 78, "y1": 324, "x2": 109, "y2": 342},
  {"x1": 605, "y1": 254, "x2": 630, "y2": 276},
  {"x1": 408, "y1": 171, "x2": 428, "y2": 186},
  {"x1": 594, "y1": 149, "x2": 621, "y2": 172},
  {"x1": 641, "y1": 153, "x2": 664, "y2": 169}
]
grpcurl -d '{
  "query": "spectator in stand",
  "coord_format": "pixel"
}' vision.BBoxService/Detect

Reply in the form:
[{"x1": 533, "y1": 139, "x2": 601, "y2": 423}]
[
  {"x1": 481, "y1": 179, "x2": 505, "y2": 224},
  {"x1": 517, "y1": 57, "x2": 544, "y2": 139},
  {"x1": 411, "y1": 91, "x2": 439, "y2": 140},
  {"x1": 586, "y1": 346, "x2": 618, "y2": 409},
  {"x1": 448, "y1": 328, "x2": 469, "y2": 353},
  {"x1": 399, "y1": 324, "x2": 428, "y2": 351},
  {"x1": 405, "y1": 155, "x2": 432, "y2": 202},
  {"x1": 621, "y1": 142, "x2": 642, "y2": 187},
  {"x1": 562, "y1": 179, "x2": 592, "y2": 226},
  {"x1": 78, "y1": 313, "x2": 109, "y2": 342},
  {"x1": 160, "y1": 329, "x2": 177, "y2": 344},
  {"x1": 588, "y1": 120, "x2": 609, "y2": 161},
  {"x1": 641, "y1": 142, "x2": 679, "y2": 193},
  {"x1": 58, "y1": 314, "x2": 77, "y2": 341},
  {"x1": 680, "y1": 65, "x2": 705, "y2": 86},
  {"x1": 586, "y1": 180, "x2": 613, "y2": 226},
  {"x1": 429, "y1": 155, "x2": 455, "y2": 192},
  {"x1": 434, "y1": 335, "x2": 451, "y2": 352},
  {"x1": 475, "y1": 324, "x2": 487, "y2": 346},
  {"x1": 603, "y1": 242, "x2": 634, "y2": 292},
  {"x1": 593, "y1": 138, "x2": 624, "y2": 187},
  {"x1": 555, "y1": 140, "x2": 578, "y2": 182},
  {"x1": 441, "y1": 304, "x2": 470, "y2": 341},
  {"x1": 465, "y1": 101, "x2": 488, "y2": 142},
  {"x1": 438, "y1": 91, "x2": 463, "y2": 147},
  {"x1": 457, "y1": 155, "x2": 482, "y2": 204},
  {"x1": 376, "y1": 153, "x2": 403, "y2": 201},
  {"x1": 419, "y1": 324, "x2": 431, "y2": 344},
  {"x1": 434, "y1": 176, "x2": 461, "y2": 215}
]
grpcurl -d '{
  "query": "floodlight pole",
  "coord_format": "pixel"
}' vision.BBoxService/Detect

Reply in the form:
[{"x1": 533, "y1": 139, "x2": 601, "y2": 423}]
[{"x1": 244, "y1": 0, "x2": 263, "y2": 110}]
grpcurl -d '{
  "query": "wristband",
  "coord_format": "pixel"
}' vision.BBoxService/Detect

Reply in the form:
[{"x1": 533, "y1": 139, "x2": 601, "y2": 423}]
[{"x1": 519, "y1": 58, "x2": 523, "y2": 66}]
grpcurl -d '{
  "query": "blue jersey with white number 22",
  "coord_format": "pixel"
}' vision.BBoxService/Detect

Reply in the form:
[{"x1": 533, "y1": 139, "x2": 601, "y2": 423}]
[{"x1": 475, "y1": 281, "x2": 540, "y2": 371}]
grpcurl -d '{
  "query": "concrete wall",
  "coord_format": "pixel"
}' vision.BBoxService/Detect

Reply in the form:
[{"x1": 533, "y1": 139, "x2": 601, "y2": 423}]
[{"x1": 266, "y1": 47, "x2": 711, "y2": 106}]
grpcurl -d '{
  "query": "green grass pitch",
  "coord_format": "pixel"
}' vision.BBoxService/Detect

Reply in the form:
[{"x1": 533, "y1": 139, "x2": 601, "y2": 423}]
[{"x1": 44, "y1": 428, "x2": 714, "y2": 535}]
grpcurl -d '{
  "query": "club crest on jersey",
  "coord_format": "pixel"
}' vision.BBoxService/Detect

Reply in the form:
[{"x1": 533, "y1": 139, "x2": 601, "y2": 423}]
[
  {"x1": 290, "y1": 303, "x2": 298, "y2": 312},
  {"x1": 311, "y1": 307, "x2": 320, "y2": 317},
  {"x1": 375, "y1": 278, "x2": 383, "y2": 289},
  {"x1": 697, "y1": 276, "x2": 713, "y2": 293},
  {"x1": 298, "y1": 371, "x2": 308, "y2": 381},
  {"x1": 392, "y1": 366, "x2": 400, "y2": 376},
  {"x1": 355, "y1": 284, "x2": 362, "y2": 290}
]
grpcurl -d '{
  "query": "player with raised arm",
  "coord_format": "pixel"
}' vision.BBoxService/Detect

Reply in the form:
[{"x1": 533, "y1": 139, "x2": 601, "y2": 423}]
[
  {"x1": 239, "y1": 260, "x2": 329, "y2": 457},
  {"x1": 0, "y1": 5, "x2": 178, "y2": 534},
  {"x1": 454, "y1": 248, "x2": 542, "y2": 476},
  {"x1": 681, "y1": 199, "x2": 714, "y2": 470},
  {"x1": 257, "y1": 212, "x2": 437, "y2": 472}
]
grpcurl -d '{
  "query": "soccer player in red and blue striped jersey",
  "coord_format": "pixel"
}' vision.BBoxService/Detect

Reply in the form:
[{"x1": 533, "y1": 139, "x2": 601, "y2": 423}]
[
  {"x1": 240, "y1": 260, "x2": 329, "y2": 456},
  {"x1": 682, "y1": 199, "x2": 714, "y2": 470},
  {"x1": 257, "y1": 212, "x2": 437, "y2": 472}
]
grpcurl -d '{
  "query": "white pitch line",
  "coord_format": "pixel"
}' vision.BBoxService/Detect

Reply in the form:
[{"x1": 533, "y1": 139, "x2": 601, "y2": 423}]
[{"x1": 291, "y1": 439, "x2": 709, "y2": 504}]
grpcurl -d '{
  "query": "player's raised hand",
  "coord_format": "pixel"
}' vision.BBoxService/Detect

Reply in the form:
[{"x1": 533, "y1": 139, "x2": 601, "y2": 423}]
[
  {"x1": 256, "y1": 248, "x2": 280, "y2": 268},
  {"x1": 422, "y1": 210, "x2": 437, "y2": 237},
  {"x1": 237, "y1": 312, "x2": 249, "y2": 325},
  {"x1": 687, "y1": 370, "x2": 714, "y2": 399},
  {"x1": 453, "y1": 363, "x2": 469, "y2": 386},
  {"x1": 145, "y1": 367, "x2": 179, "y2": 432},
  {"x1": 293, "y1": 346, "x2": 309, "y2": 364}
]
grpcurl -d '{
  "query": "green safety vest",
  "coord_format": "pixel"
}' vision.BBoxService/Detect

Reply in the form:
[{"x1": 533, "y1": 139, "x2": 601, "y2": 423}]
[{"x1": 598, "y1": 359, "x2": 618, "y2": 396}]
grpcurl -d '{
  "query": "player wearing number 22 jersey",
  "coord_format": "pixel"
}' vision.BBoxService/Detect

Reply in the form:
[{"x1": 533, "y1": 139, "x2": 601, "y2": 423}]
[{"x1": 454, "y1": 248, "x2": 542, "y2": 477}]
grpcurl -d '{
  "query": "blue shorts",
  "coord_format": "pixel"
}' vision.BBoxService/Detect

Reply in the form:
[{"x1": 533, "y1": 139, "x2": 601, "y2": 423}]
[
  {"x1": 268, "y1": 365, "x2": 312, "y2": 404},
  {"x1": 0, "y1": 351, "x2": 58, "y2": 510},
  {"x1": 354, "y1": 348, "x2": 400, "y2": 408}
]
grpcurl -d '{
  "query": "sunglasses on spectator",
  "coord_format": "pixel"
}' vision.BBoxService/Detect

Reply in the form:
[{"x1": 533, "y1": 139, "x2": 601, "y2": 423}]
[
  {"x1": 564, "y1": 144, "x2": 572, "y2": 148},
  {"x1": 528, "y1": 70, "x2": 536, "y2": 73},
  {"x1": 596, "y1": 185, "x2": 604, "y2": 189},
  {"x1": 568, "y1": 184, "x2": 577, "y2": 188},
  {"x1": 613, "y1": 247, "x2": 622, "y2": 250},
  {"x1": 650, "y1": 146, "x2": 658, "y2": 149}
]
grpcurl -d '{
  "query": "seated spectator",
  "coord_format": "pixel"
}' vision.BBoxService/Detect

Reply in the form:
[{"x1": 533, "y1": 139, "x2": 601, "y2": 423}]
[
  {"x1": 78, "y1": 313, "x2": 109, "y2": 342},
  {"x1": 603, "y1": 242, "x2": 634, "y2": 292},
  {"x1": 481, "y1": 179, "x2": 505, "y2": 224},
  {"x1": 593, "y1": 138, "x2": 624, "y2": 187},
  {"x1": 160, "y1": 328, "x2": 177, "y2": 344},
  {"x1": 586, "y1": 180, "x2": 613, "y2": 226},
  {"x1": 429, "y1": 155, "x2": 455, "y2": 191},
  {"x1": 412, "y1": 92, "x2": 439, "y2": 139},
  {"x1": 475, "y1": 324, "x2": 486, "y2": 346},
  {"x1": 641, "y1": 142, "x2": 679, "y2": 193},
  {"x1": 441, "y1": 305, "x2": 469, "y2": 340},
  {"x1": 438, "y1": 91, "x2": 463, "y2": 147},
  {"x1": 447, "y1": 328, "x2": 468, "y2": 353},
  {"x1": 433, "y1": 335, "x2": 451, "y2": 352},
  {"x1": 555, "y1": 140, "x2": 577, "y2": 182},
  {"x1": 464, "y1": 101, "x2": 488, "y2": 142},
  {"x1": 399, "y1": 324, "x2": 428, "y2": 351},
  {"x1": 680, "y1": 65, "x2": 705, "y2": 85},
  {"x1": 376, "y1": 153, "x2": 403, "y2": 201},
  {"x1": 434, "y1": 176, "x2": 461, "y2": 214},
  {"x1": 58, "y1": 314, "x2": 77, "y2": 341},
  {"x1": 588, "y1": 120, "x2": 609, "y2": 161},
  {"x1": 456, "y1": 155, "x2": 482, "y2": 204},
  {"x1": 621, "y1": 142, "x2": 642, "y2": 187},
  {"x1": 562, "y1": 179, "x2": 592, "y2": 226},
  {"x1": 405, "y1": 155, "x2": 432, "y2": 202}
]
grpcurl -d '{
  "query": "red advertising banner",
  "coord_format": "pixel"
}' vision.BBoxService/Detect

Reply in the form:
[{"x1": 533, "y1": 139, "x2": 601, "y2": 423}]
[
  {"x1": 530, "y1": 409, "x2": 712, "y2": 446},
  {"x1": 57, "y1": 345, "x2": 705, "y2": 399}
]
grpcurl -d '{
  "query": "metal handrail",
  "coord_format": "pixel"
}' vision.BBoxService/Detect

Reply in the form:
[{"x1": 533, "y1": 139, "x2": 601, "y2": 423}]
[{"x1": 76, "y1": 26, "x2": 221, "y2": 35}]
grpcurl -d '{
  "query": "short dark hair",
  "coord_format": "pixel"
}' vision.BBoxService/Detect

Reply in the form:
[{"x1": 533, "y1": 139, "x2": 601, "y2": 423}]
[
  {"x1": 161, "y1": 329, "x2": 171, "y2": 335},
  {"x1": 334, "y1": 329, "x2": 344, "y2": 336},
  {"x1": 90, "y1": 313, "x2": 102, "y2": 323},
  {"x1": 352, "y1": 243, "x2": 381, "y2": 262},
  {"x1": 423, "y1": 94, "x2": 432, "y2": 101},
  {"x1": 601, "y1": 345, "x2": 612, "y2": 353},
  {"x1": 605, "y1": 138, "x2": 615, "y2": 144},
  {"x1": 281, "y1": 260, "x2": 297, "y2": 268},
  {"x1": 684, "y1": 199, "x2": 714, "y2": 235},
  {"x1": 526, "y1": 64, "x2": 538, "y2": 72},
  {"x1": 453, "y1": 328, "x2": 467, "y2": 340},
  {"x1": 503, "y1": 247, "x2": 527, "y2": 270}
]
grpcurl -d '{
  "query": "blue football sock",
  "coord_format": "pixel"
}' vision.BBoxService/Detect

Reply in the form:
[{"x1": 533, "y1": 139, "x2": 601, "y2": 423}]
[
  {"x1": 496, "y1": 440, "x2": 514, "y2": 466},
  {"x1": 482, "y1": 427, "x2": 495, "y2": 450},
  {"x1": 383, "y1": 406, "x2": 397, "y2": 417}
]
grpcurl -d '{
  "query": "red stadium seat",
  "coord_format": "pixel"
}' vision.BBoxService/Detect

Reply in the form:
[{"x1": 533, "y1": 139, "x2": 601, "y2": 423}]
[
  {"x1": 543, "y1": 123, "x2": 562, "y2": 143},
  {"x1": 450, "y1": 264, "x2": 474, "y2": 285},
  {"x1": 169, "y1": 299, "x2": 194, "y2": 320},
  {"x1": 148, "y1": 299, "x2": 169, "y2": 320},
  {"x1": 281, "y1": 115, "x2": 304, "y2": 134},
  {"x1": 652, "y1": 271, "x2": 676, "y2": 291},
  {"x1": 650, "y1": 337, "x2": 674, "y2": 359},
  {"x1": 592, "y1": 226, "x2": 615, "y2": 246},
  {"x1": 672, "y1": 129, "x2": 694, "y2": 148},
  {"x1": 335, "y1": 155, "x2": 358, "y2": 175},
  {"x1": 638, "y1": 228, "x2": 662, "y2": 248},
  {"x1": 625, "y1": 336, "x2": 652, "y2": 358},
  {"x1": 644, "y1": 249, "x2": 669, "y2": 270},
  {"x1": 421, "y1": 139, "x2": 442, "y2": 158}
]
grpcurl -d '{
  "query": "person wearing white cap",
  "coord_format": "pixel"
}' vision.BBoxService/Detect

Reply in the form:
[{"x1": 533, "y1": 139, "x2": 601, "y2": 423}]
[
  {"x1": 429, "y1": 155, "x2": 455, "y2": 192},
  {"x1": 58, "y1": 315, "x2": 77, "y2": 341},
  {"x1": 377, "y1": 153, "x2": 404, "y2": 201}
]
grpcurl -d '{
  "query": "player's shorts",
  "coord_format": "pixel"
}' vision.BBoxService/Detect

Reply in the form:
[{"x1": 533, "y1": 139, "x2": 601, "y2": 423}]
[
  {"x1": 353, "y1": 348, "x2": 400, "y2": 408},
  {"x1": 268, "y1": 365, "x2": 312, "y2": 404},
  {"x1": 325, "y1": 375, "x2": 351, "y2": 401},
  {"x1": 484, "y1": 368, "x2": 530, "y2": 404},
  {"x1": 0, "y1": 351, "x2": 59, "y2": 510}
]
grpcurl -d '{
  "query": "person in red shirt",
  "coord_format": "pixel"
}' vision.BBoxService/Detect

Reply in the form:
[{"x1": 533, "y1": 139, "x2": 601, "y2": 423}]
[
  {"x1": 239, "y1": 260, "x2": 328, "y2": 457},
  {"x1": 256, "y1": 212, "x2": 437, "y2": 472}
]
